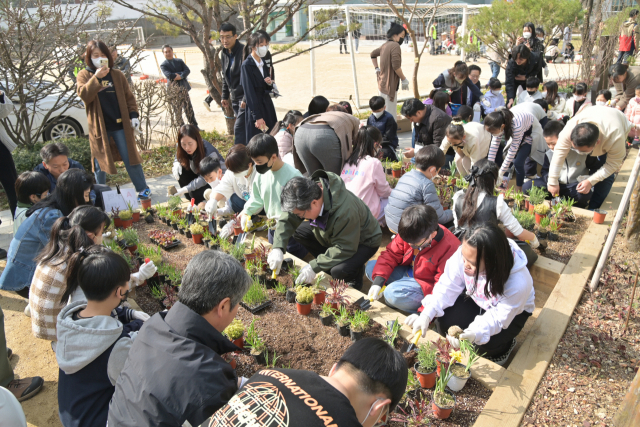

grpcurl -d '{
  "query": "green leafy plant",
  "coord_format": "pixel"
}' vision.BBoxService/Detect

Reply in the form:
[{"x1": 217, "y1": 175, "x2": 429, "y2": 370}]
[
  {"x1": 243, "y1": 277, "x2": 269, "y2": 307},
  {"x1": 350, "y1": 310, "x2": 370, "y2": 332},
  {"x1": 311, "y1": 273, "x2": 326, "y2": 294},
  {"x1": 504, "y1": 185, "x2": 513, "y2": 200},
  {"x1": 539, "y1": 217, "x2": 550, "y2": 229},
  {"x1": 528, "y1": 185, "x2": 548, "y2": 206},
  {"x1": 290, "y1": 265, "x2": 302, "y2": 283},
  {"x1": 126, "y1": 200, "x2": 139, "y2": 214},
  {"x1": 513, "y1": 191, "x2": 525, "y2": 208},
  {"x1": 383, "y1": 318, "x2": 402, "y2": 346},
  {"x1": 118, "y1": 228, "x2": 139, "y2": 247},
  {"x1": 264, "y1": 350, "x2": 281, "y2": 368},
  {"x1": 320, "y1": 303, "x2": 333, "y2": 318},
  {"x1": 230, "y1": 243, "x2": 246, "y2": 263},
  {"x1": 513, "y1": 208, "x2": 536, "y2": 230},
  {"x1": 296, "y1": 286, "x2": 315, "y2": 304},
  {"x1": 549, "y1": 220, "x2": 559, "y2": 232},
  {"x1": 245, "y1": 319, "x2": 265, "y2": 353},
  {"x1": 460, "y1": 339, "x2": 484, "y2": 374},
  {"x1": 391, "y1": 161, "x2": 402, "y2": 171},
  {"x1": 223, "y1": 319, "x2": 244, "y2": 340},
  {"x1": 137, "y1": 244, "x2": 162, "y2": 265},
  {"x1": 274, "y1": 282, "x2": 287, "y2": 295},
  {"x1": 150, "y1": 285, "x2": 165, "y2": 300},
  {"x1": 118, "y1": 210, "x2": 133, "y2": 221},
  {"x1": 334, "y1": 305, "x2": 350, "y2": 327},
  {"x1": 189, "y1": 223, "x2": 204, "y2": 235},
  {"x1": 416, "y1": 343, "x2": 437, "y2": 372},
  {"x1": 167, "y1": 195, "x2": 182, "y2": 210},
  {"x1": 534, "y1": 204, "x2": 550, "y2": 215}
]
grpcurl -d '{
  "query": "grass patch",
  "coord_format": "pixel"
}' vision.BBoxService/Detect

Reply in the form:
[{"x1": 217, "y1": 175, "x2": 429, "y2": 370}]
[{"x1": 243, "y1": 277, "x2": 269, "y2": 307}]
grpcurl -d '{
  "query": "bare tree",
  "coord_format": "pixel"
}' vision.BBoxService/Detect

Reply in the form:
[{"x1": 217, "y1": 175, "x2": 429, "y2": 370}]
[{"x1": 131, "y1": 79, "x2": 168, "y2": 150}]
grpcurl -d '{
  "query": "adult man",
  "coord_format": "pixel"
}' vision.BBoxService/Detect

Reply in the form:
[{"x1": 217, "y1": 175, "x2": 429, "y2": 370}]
[
  {"x1": 429, "y1": 23, "x2": 437, "y2": 55},
  {"x1": 108, "y1": 251, "x2": 251, "y2": 427},
  {"x1": 33, "y1": 142, "x2": 85, "y2": 193},
  {"x1": 547, "y1": 106, "x2": 631, "y2": 210},
  {"x1": 400, "y1": 98, "x2": 452, "y2": 159},
  {"x1": 201, "y1": 338, "x2": 408, "y2": 427},
  {"x1": 268, "y1": 171, "x2": 382, "y2": 290},
  {"x1": 160, "y1": 45, "x2": 198, "y2": 128},
  {"x1": 110, "y1": 45, "x2": 132, "y2": 86},
  {"x1": 371, "y1": 23, "x2": 409, "y2": 122}
]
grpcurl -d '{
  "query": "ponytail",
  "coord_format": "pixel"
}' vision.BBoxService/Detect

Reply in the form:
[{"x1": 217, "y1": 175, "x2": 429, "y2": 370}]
[
  {"x1": 446, "y1": 116, "x2": 466, "y2": 140},
  {"x1": 458, "y1": 159, "x2": 499, "y2": 227},
  {"x1": 484, "y1": 109, "x2": 514, "y2": 141},
  {"x1": 269, "y1": 110, "x2": 303, "y2": 137}
]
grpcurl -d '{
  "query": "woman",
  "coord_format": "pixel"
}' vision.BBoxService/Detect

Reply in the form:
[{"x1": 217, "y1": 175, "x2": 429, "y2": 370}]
[
  {"x1": 432, "y1": 61, "x2": 485, "y2": 110},
  {"x1": 340, "y1": 126, "x2": 392, "y2": 226},
  {"x1": 485, "y1": 108, "x2": 536, "y2": 191},
  {"x1": 451, "y1": 160, "x2": 540, "y2": 266},
  {"x1": 206, "y1": 144, "x2": 258, "y2": 217},
  {"x1": 0, "y1": 169, "x2": 92, "y2": 302},
  {"x1": 304, "y1": 96, "x2": 329, "y2": 118},
  {"x1": 505, "y1": 44, "x2": 546, "y2": 108},
  {"x1": 172, "y1": 124, "x2": 226, "y2": 205},
  {"x1": 271, "y1": 110, "x2": 303, "y2": 158},
  {"x1": 76, "y1": 40, "x2": 150, "y2": 199},
  {"x1": 563, "y1": 82, "x2": 592, "y2": 119},
  {"x1": 516, "y1": 23, "x2": 548, "y2": 82},
  {"x1": 241, "y1": 32, "x2": 278, "y2": 142},
  {"x1": 542, "y1": 81, "x2": 566, "y2": 120},
  {"x1": 610, "y1": 64, "x2": 640, "y2": 112},
  {"x1": 439, "y1": 114, "x2": 492, "y2": 177},
  {"x1": 371, "y1": 22, "x2": 409, "y2": 122},
  {"x1": 406, "y1": 222, "x2": 535, "y2": 365},
  {"x1": 545, "y1": 40, "x2": 559, "y2": 64}
]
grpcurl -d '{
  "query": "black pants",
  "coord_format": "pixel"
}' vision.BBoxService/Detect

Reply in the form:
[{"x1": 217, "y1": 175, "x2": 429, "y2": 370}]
[
  {"x1": 292, "y1": 221, "x2": 377, "y2": 289},
  {"x1": 205, "y1": 95, "x2": 213, "y2": 105},
  {"x1": 523, "y1": 178, "x2": 592, "y2": 209},
  {"x1": 434, "y1": 294, "x2": 531, "y2": 357},
  {"x1": 339, "y1": 38, "x2": 347, "y2": 53},
  {"x1": 178, "y1": 167, "x2": 208, "y2": 205},
  {"x1": 0, "y1": 142, "x2": 18, "y2": 217},
  {"x1": 15, "y1": 287, "x2": 29, "y2": 299},
  {"x1": 232, "y1": 100, "x2": 247, "y2": 146}
]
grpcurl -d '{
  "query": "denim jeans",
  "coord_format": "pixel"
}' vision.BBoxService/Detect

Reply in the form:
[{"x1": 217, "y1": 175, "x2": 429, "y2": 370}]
[
  {"x1": 94, "y1": 129, "x2": 148, "y2": 192},
  {"x1": 365, "y1": 261, "x2": 424, "y2": 314},
  {"x1": 589, "y1": 173, "x2": 616, "y2": 210},
  {"x1": 489, "y1": 61, "x2": 500, "y2": 79}
]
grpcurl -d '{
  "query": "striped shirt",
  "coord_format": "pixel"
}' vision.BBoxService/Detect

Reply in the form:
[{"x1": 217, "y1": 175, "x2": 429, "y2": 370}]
[{"x1": 488, "y1": 111, "x2": 535, "y2": 176}]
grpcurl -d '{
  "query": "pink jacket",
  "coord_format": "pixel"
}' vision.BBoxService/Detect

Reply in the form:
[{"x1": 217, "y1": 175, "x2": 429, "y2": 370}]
[
  {"x1": 626, "y1": 97, "x2": 640, "y2": 138},
  {"x1": 275, "y1": 129, "x2": 293, "y2": 158},
  {"x1": 340, "y1": 156, "x2": 392, "y2": 218}
]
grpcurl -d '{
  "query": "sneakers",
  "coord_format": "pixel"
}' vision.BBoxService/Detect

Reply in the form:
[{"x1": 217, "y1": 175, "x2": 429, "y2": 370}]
[
  {"x1": 5, "y1": 377, "x2": 44, "y2": 402},
  {"x1": 486, "y1": 338, "x2": 517, "y2": 366},
  {"x1": 138, "y1": 188, "x2": 152, "y2": 199},
  {"x1": 202, "y1": 100, "x2": 211, "y2": 112}
]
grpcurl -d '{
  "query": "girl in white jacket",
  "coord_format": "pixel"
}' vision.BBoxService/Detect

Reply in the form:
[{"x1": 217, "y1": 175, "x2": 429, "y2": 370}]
[
  {"x1": 439, "y1": 109, "x2": 492, "y2": 177},
  {"x1": 405, "y1": 222, "x2": 535, "y2": 365}
]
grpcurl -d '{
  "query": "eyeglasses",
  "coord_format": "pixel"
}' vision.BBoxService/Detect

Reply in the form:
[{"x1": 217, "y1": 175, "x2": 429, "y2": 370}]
[
  {"x1": 295, "y1": 210, "x2": 307, "y2": 220},
  {"x1": 408, "y1": 235, "x2": 432, "y2": 250},
  {"x1": 220, "y1": 35, "x2": 235, "y2": 41}
]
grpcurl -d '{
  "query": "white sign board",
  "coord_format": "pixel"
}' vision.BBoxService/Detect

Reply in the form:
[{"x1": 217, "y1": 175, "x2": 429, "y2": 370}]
[{"x1": 102, "y1": 189, "x2": 139, "y2": 214}]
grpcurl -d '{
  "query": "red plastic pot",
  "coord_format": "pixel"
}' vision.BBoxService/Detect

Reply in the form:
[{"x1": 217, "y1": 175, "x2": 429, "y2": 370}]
[
  {"x1": 140, "y1": 198, "x2": 152, "y2": 210},
  {"x1": 528, "y1": 203, "x2": 535, "y2": 213},
  {"x1": 330, "y1": 302, "x2": 340, "y2": 311},
  {"x1": 114, "y1": 217, "x2": 123, "y2": 228},
  {"x1": 228, "y1": 358, "x2": 237, "y2": 370},
  {"x1": 232, "y1": 336, "x2": 244, "y2": 349},
  {"x1": 524, "y1": 200, "x2": 530, "y2": 210},
  {"x1": 432, "y1": 390, "x2": 455, "y2": 419},
  {"x1": 296, "y1": 301, "x2": 312, "y2": 315},
  {"x1": 535, "y1": 213, "x2": 546, "y2": 224},
  {"x1": 313, "y1": 291, "x2": 326, "y2": 305},
  {"x1": 233, "y1": 227, "x2": 242, "y2": 236},
  {"x1": 132, "y1": 211, "x2": 141, "y2": 222},
  {"x1": 593, "y1": 209, "x2": 607, "y2": 224},
  {"x1": 414, "y1": 363, "x2": 436, "y2": 388},
  {"x1": 192, "y1": 233, "x2": 203, "y2": 244},
  {"x1": 127, "y1": 244, "x2": 137, "y2": 255},
  {"x1": 121, "y1": 219, "x2": 133, "y2": 229},
  {"x1": 392, "y1": 170, "x2": 402, "y2": 178},
  {"x1": 172, "y1": 209, "x2": 182, "y2": 218}
]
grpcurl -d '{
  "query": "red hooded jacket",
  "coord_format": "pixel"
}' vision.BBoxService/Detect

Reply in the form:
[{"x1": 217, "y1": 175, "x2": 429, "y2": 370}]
[{"x1": 371, "y1": 225, "x2": 460, "y2": 300}]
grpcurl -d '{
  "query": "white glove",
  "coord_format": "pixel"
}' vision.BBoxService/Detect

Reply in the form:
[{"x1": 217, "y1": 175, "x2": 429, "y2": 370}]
[
  {"x1": 401, "y1": 78, "x2": 410, "y2": 91},
  {"x1": 172, "y1": 161, "x2": 182, "y2": 181},
  {"x1": 267, "y1": 248, "x2": 284, "y2": 274},
  {"x1": 132, "y1": 310, "x2": 150, "y2": 322},
  {"x1": 473, "y1": 103, "x2": 481, "y2": 112},
  {"x1": 529, "y1": 236, "x2": 540, "y2": 249},
  {"x1": 481, "y1": 97, "x2": 491, "y2": 108},
  {"x1": 240, "y1": 215, "x2": 253, "y2": 231},
  {"x1": 459, "y1": 330, "x2": 478, "y2": 344},
  {"x1": 102, "y1": 231, "x2": 112, "y2": 239},
  {"x1": 374, "y1": 67, "x2": 381, "y2": 75},
  {"x1": 544, "y1": 67, "x2": 549, "y2": 77},
  {"x1": 137, "y1": 260, "x2": 157, "y2": 281},
  {"x1": 295, "y1": 264, "x2": 316, "y2": 285},
  {"x1": 216, "y1": 204, "x2": 233, "y2": 218},
  {"x1": 204, "y1": 198, "x2": 217, "y2": 216},
  {"x1": 447, "y1": 334, "x2": 461, "y2": 349},
  {"x1": 175, "y1": 187, "x2": 188, "y2": 197},
  {"x1": 404, "y1": 311, "x2": 431, "y2": 335},
  {"x1": 219, "y1": 220, "x2": 236, "y2": 239},
  {"x1": 131, "y1": 118, "x2": 140, "y2": 129},
  {"x1": 367, "y1": 285, "x2": 383, "y2": 301}
]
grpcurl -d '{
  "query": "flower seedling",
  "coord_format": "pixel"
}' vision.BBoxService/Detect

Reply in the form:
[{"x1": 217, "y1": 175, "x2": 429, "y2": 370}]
[
  {"x1": 319, "y1": 303, "x2": 333, "y2": 318},
  {"x1": 416, "y1": 343, "x2": 437, "y2": 372},
  {"x1": 137, "y1": 244, "x2": 162, "y2": 265},
  {"x1": 326, "y1": 279, "x2": 351, "y2": 306},
  {"x1": 246, "y1": 319, "x2": 266, "y2": 353},
  {"x1": 295, "y1": 286, "x2": 314, "y2": 305},
  {"x1": 189, "y1": 223, "x2": 204, "y2": 235}
]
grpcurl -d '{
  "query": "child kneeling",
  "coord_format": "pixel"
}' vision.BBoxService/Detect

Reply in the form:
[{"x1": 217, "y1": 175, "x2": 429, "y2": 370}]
[{"x1": 56, "y1": 246, "x2": 149, "y2": 427}]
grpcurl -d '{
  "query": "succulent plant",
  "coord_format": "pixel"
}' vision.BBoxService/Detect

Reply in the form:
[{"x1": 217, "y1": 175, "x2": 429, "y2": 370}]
[
  {"x1": 296, "y1": 286, "x2": 314, "y2": 305},
  {"x1": 223, "y1": 319, "x2": 244, "y2": 340},
  {"x1": 189, "y1": 223, "x2": 204, "y2": 235},
  {"x1": 118, "y1": 210, "x2": 133, "y2": 221}
]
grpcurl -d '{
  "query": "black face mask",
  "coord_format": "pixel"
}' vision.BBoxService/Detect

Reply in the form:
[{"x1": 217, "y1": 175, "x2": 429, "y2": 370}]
[
  {"x1": 527, "y1": 90, "x2": 537, "y2": 96},
  {"x1": 255, "y1": 158, "x2": 273, "y2": 174},
  {"x1": 397, "y1": 37, "x2": 405, "y2": 45}
]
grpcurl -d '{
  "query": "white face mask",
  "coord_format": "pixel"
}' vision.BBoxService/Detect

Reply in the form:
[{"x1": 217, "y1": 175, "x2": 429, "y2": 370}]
[
  {"x1": 234, "y1": 169, "x2": 250, "y2": 179},
  {"x1": 256, "y1": 46, "x2": 268, "y2": 58},
  {"x1": 373, "y1": 111, "x2": 384, "y2": 119},
  {"x1": 492, "y1": 90, "x2": 502, "y2": 96},
  {"x1": 596, "y1": 101, "x2": 606, "y2": 106},
  {"x1": 537, "y1": 37, "x2": 544, "y2": 41},
  {"x1": 574, "y1": 95, "x2": 585, "y2": 101},
  {"x1": 92, "y1": 57, "x2": 108, "y2": 69},
  {"x1": 523, "y1": 32, "x2": 532, "y2": 39}
]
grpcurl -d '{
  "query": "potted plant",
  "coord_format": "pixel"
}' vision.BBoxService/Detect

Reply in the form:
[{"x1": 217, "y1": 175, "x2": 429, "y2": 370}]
[
  {"x1": 126, "y1": 201, "x2": 141, "y2": 223},
  {"x1": 311, "y1": 274, "x2": 326, "y2": 305},
  {"x1": 295, "y1": 286, "x2": 314, "y2": 315},
  {"x1": 223, "y1": 319, "x2": 245, "y2": 348},
  {"x1": 548, "y1": 220, "x2": 560, "y2": 241},
  {"x1": 527, "y1": 186, "x2": 548, "y2": 212},
  {"x1": 534, "y1": 203, "x2": 550, "y2": 224},
  {"x1": 246, "y1": 319, "x2": 267, "y2": 364},
  {"x1": 334, "y1": 305, "x2": 351, "y2": 337},
  {"x1": 244, "y1": 235, "x2": 257, "y2": 262},
  {"x1": 118, "y1": 210, "x2": 133, "y2": 229},
  {"x1": 513, "y1": 208, "x2": 536, "y2": 231},
  {"x1": 119, "y1": 228, "x2": 139, "y2": 254},
  {"x1": 447, "y1": 339, "x2": 482, "y2": 392},
  {"x1": 593, "y1": 209, "x2": 607, "y2": 224},
  {"x1": 286, "y1": 266, "x2": 301, "y2": 303},
  {"x1": 560, "y1": 197, "x2": 576, "y2": 222},
  {"x1": 167, "y1": 195, "x2": 182, "y2": 217},
  {"x1": 391, "y1": 161, "x2": 402, "y2": 178},
  {"x1": 432, "y1": 354, "x2": 455, "y2": 419},
  {"x1": 414, "y1": 343, "x2": 437, "y2": 388},
  {"x1": 326, "y1": 279, "x2": 351, "y2": 310},
  {"x1": 513, "y1": 191, "x2": 525, "y2": 210},
  {"x1": 231, "y1": 213, "x2": 243, "y2": 236},
  {"x1": 383, "y1": 318, "x2": 402, "y2": 347},
  {"x1": 190, "y1": 223, "x2": 204, "y2": 244},
  {"x1": 139, "y1": 196, "x2": 152, "y2": 210},
  {"x1": 111, "y1": 207, "x2": 123, "y2": 228},
  {"x1": 390, "y1": 398, "x2": 430, "y2": 425},
  {"x1": 349, "y1": 310, "x2": 370, "y2": 341},
  {"x1": 537, "y1": 216, "x2": 550, "y2": 239},
  {"x1": 319, "y1": 303, "x2": 334, "y2": 326},
  {"x1": 241, "y1": 277, "x2": 270, "y2": 313}
]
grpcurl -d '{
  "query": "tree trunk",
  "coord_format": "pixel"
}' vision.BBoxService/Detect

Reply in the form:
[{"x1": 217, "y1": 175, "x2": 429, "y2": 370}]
[{"x1": 625, "y1": 166, "x2": 640, "y2": 251}]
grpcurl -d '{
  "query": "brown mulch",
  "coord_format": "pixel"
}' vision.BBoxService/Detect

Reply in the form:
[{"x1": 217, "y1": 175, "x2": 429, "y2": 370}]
[
  {"x1": 533, "y1": 215, "x2": 590, "y2": 264},
  {"x1": 523, "y1": 225, "x2": 640, "y2": 426}
]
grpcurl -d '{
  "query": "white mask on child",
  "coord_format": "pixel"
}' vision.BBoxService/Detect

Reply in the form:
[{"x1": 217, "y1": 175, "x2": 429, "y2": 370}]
[
  {"x1": 596, "y1": 101, "x2": 606, "y2": 106},
  {"x1": 234, "y1": 169, "x2": 250, "y2": 179},
  {"x1": 373, "y1": 111, "x2": 384, "y2": 119},
  {"x1": 523, "y1": 32, "x2": 532, "y2": 39},
  {"x1": 492, "y1": 90, "x2": 502, "y2": 96},
  {"x1": 574, "y1": 95, "x2": 585, "y2": 101},
  {"x1": 256, "y1": 46, "x2": 268, "y2": 58}
]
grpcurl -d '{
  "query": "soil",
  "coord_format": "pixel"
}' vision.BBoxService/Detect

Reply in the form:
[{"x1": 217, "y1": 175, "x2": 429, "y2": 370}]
[
  {"x1": 533, "y1": 215, "x2": 590, "y2": 264},
  {"x1": 450, "y1": 363, "x2": 471, "y2": 378}
]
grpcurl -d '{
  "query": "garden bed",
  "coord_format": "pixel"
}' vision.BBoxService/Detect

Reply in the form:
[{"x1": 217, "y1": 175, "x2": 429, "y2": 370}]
[{"x1": 533, "y1": 214, "x2": 590, "y2": 264}]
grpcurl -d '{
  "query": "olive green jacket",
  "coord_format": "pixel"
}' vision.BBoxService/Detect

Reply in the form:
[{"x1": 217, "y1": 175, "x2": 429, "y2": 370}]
[{"x1": 273, "y1": 170, "x2": 382, "y2": 273}]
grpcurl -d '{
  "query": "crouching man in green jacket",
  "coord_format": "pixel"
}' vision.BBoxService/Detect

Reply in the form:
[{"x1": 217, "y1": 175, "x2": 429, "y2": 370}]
[{"x1": 267, "y1": 170, "x2": 382, "y2": 290}]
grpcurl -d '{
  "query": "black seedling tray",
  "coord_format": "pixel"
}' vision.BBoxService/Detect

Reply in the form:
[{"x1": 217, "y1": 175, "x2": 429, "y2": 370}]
[
  {"x1": 240, "y1": 300, "x2": 272, "y2": 314},
  {"x1": 150, "y1": 238, "x2": 181, "y2": 249}
]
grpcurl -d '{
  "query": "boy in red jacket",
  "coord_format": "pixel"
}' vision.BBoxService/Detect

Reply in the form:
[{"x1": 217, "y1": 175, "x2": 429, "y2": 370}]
[{"x1": 365, "y1": 205, "x2": 460, "y2": 313}]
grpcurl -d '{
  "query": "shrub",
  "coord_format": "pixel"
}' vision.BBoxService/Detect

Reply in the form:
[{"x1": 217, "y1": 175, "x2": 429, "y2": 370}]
[
  {"x1": 223, "y1": 319, "x2": 244, "y2": 340},
  {"x1": 296, "y1": 286, "x2": 315, "y2": 304},
  {"x1": 12, "y1": 137, "x2": 92, "y2": 174}
]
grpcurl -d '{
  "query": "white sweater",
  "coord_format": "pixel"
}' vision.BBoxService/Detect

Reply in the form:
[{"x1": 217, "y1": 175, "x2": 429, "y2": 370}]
[
  {"x1": 212, "y1": 168, "x2": 257, "y2": 202},
  {"x1": 421, "y1": 239, "x2": 535, "y2": 345}
]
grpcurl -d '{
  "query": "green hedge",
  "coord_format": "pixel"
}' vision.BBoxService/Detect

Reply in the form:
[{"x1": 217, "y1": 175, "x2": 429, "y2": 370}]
[{"x1": 13, "y1": 138, "x2": 92, "y2": 174}]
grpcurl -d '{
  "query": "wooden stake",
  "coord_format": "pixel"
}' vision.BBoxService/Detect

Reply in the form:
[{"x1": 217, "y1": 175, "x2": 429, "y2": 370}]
[{"x1": 623, "y1": 261, "x2": 639, "y2": 335}]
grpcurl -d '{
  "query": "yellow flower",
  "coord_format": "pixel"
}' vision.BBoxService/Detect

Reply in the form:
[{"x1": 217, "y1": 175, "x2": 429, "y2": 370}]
[{"x1": 449, "y1": 350, "x2": 463, "y2": 364}]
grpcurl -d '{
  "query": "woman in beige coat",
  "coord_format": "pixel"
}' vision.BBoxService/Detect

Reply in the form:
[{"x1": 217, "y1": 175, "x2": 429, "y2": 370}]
[{"x1": 77, "y1": 40, "x2": 150, "y2": 198}]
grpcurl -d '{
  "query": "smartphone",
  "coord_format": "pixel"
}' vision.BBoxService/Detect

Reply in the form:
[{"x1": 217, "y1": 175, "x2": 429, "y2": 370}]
[{"x1": 99, "y1": 58, "x2": 109, "y2": 68}]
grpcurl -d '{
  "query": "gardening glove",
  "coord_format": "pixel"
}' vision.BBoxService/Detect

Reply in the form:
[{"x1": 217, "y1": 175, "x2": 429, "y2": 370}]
[
  {"x1": 137, "y1": 260, "x2": 157, "y2": 281},
  {"x1": 401, "y1": 78, "x2": 410, "y2": 91},
  {"x1": 295, "y1": 264, "x2": 316, "y2": 285},
  {"x1": 216, "y1": 204, "x2": 234, "y2": 218},
  {"x1": 405, "y1": 311, "x2": 431, "y2": 335},
  {"x1": 374, "y1": 67, "x2": 381, "y2": 75},
  {"x1": 447, "y1": 334, "x2": 461, "y2": 349},
  {"x1": 481, "y1": 96, "x2": 491, "y2": 108},
  {"x1": 131, "y1": 118, "x2": 140, "y2": 129},
  {"x1": 172, "y1": 161, "x2": 182, "y2": 180},
  {"x1": 544, "y1": 67, "x2": 549, "y2": 77},
  {"x1": 175, "y1": 187, "x2": 188, "y2": 197},
  {"x1": 529, "y1": 236, "x2": 540, "y2": 249},
  {"x1": 240, "y1": 214, "x2": 253, "y2": 232},
  {"x1": 368, "y1": 285, "x2": 383, "y2": 301},
  {"x1": 204, "y1": 198, "x2": 217, "y2": 216},
  {"x1": 132, "y1": 310, "x2": 150, "y2": 322},
  {"x1": 219, "y1": 220, "x2": 236, "y2": 239},
  {"x1": 473, "y1": 103, "x2": 481, "y2": 112},
  {"x1": 459, "y1": 330, "x2": 478, "y2": 344},
  {"x1": 267, "y1": 248, "x2": 284, "y2": 274}
]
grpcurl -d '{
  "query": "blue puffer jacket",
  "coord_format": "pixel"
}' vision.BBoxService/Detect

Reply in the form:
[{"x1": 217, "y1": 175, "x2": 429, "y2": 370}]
[
  {"x1": 0, "y1": 208, "x2": 62, "y2": 291},
  {"x1": 384, "y1": 170, "x2": 453, "y2": 233}
]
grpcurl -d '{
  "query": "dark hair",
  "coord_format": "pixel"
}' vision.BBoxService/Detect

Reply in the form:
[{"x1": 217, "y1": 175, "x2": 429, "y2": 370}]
[
  {"x1": 484, "y1": 109, "x2": 514, "y2": 141},
  {"x1": 526, "y1": 76, "x2": 540, "y2": 89},
  {"x1": 462, "y1": 223, "x2": 514, "y2": 299},
  {"x1": 457, "y1": 105, "x2": 474, "y2": 123},
  {"x1": 458, "y1": 159, "x2": 498, "y2": 226},
  {"x1": 415, "y1": 145, "x2": 445, "y2": 172},
  {"x1": 571, "y1": 123, "x2": 599, "y2": 148},
  {"x1": 225, "y1": 144, "x2": 254, "y2": 173},
  {"x1": 247, "y1": 133, "x2": 279, "y2": 159},
  {"x1": 308, "y1": 96, "x2": 330, "y2": 116},
  {"x1": 336, "y1": 338, "x2": 408, "y2": 411},
  {"x1": 511, "y1": 44, "x2": 531, "y2": 62},
  {"x1": 447, "y1": 60, "x2": 469, "y2": 81},
  {"x1": 326, "y1": 104, "x2": 347, "y2": 113},
  {"x1": 488, "y1": 77, "x2": 502, "y2": 90},
  {"x1": 369, "y1": 96, "x2": 385, "y2": 111},
  {"x1": 572, "y1": 82, "x2": 588, "y2": 96},
  {"x1": 446, "y1": 115, "x2": 466, "y2": 140},
  {"x1": 345, "y1": 126, "x2": 382, "y2": 167},
  {"x1": 609, "y1": 63, "x2": 629, "y2": 80},
  {"x1": 598, "y1": 89, "x2": 612, "y2": 101},
  {"x1": 162, "y1": 44, "x2": 173, "y2": 52},
  {"x1": 386, "y1": 22, "x2": 405, "y2": 39},
  {"x1": 256, "y1": 29, "x2": 271, "y2": 43},
  {"x1": 432, "y1": 90, "x2": 450, "y2": 113},
  {"x1": 176, "y1": 124, "x2": 206, "y2": 174},
  {"x1": 40, "y1": 142, "x2": 70, "y2": 163},
  {"x1": 398, "y1": 205, "x2": 439, "y2": 244},
  {"x1": 281, "y1": 176, "x2": 323, "y2": 212},
  {"x1": 339, "y1": 101, "x2": 353, "y2": 115},
  {"x1": 220, "y1": 22, "x2": 237, "y2": 35},
  {"x1": 631, "y1": 9, "x2": 639, "y2": 17},
  {"x1": 536, "y1": 27, "x2": 545, "y2": 36},
  {"x1": 66, "y1": 246, "x2": 131, "y2": 302},
  {"x1": 179, "y1": 250, "x2": 252, "y2": 314},
  {"x1": 15, "y1": 171, "x2": 50, "y2": 204},
  {"x1": 26, "y1": 169, "x2": 93, "y2": 218},
  {"x1": 533, "y1": 99, "x2": 549, "y2": 112},
  {"x1": 400, "y1": 98, "x2": 426, "y2": 118},
  {"x1": 523, "y1": 22, "x2": 535, "y2": 33},
  {"x1": 270, "y1": 110, "x2": 303, "y2": 137},
  {"x1": 543, "y1": 120, "x2": 565, "y2": 138},
  {"x1": 85, "y1": 40, "x2": 114, "y2": 69},
  {"x1": 199, "y1": 156, "x2": 221, "y2": 177},
  {"x1": 468, "y1": 64, "x2": 481, "y2": 75},
  {"x1": 243, "y1": 31, "x2": 269, "y2": 60},
  {"x1": 543, "y1": 81, "x2": 559, "y2": 105}
]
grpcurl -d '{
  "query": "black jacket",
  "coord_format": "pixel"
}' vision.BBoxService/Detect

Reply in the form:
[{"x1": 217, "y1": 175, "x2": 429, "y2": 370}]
[
  {"x1": 160, "y1": 58, "x2": 192, "y2": 91},
  {"x1": 221, "y1": 41, "x2": 245, "y2": 102},
  {"x1": 241, "y1": 55, "x2": 277, "y2": 141},
  {"x1": 107, "y1": 302, "x2": 240, "y2": 427},
  {"x1": 415, "y1": 105, "x2": 452, "y2": 147},
  {"x1": 505, "y1": 52, "x2": 545, "y2": 102}
]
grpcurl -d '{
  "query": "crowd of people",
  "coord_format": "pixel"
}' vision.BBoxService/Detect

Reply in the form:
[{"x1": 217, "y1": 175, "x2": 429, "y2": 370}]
[{"x1": 0, "y1": 16, "x2": 636, "y2": 427}]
